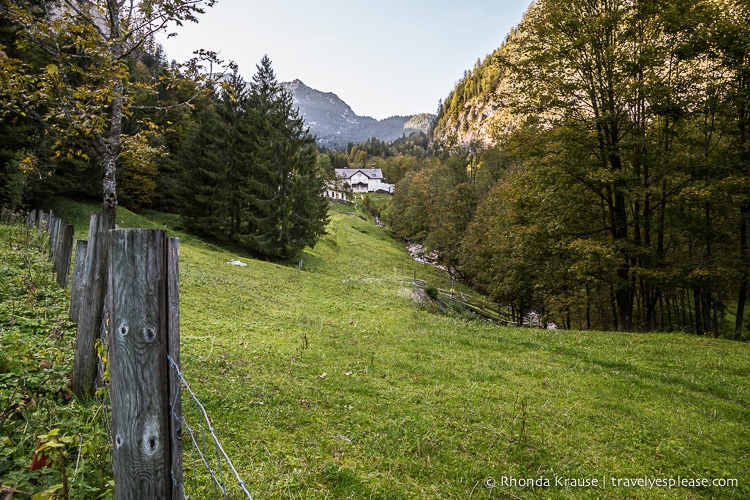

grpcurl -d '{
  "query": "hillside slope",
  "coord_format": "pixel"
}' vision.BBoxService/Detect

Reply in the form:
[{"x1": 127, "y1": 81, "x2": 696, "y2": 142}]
[
  {"x1": 431, "y1": 22, "x2": 527, "y2": 151},
  {"x1": 39, "y1": 200, "x2": 750, "y2": 499}
]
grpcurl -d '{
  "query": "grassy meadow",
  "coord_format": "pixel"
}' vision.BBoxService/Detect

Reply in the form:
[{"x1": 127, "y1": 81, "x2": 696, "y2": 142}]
[{"x1": 6, "y1": 199, "x2": 750, "y2": 499}]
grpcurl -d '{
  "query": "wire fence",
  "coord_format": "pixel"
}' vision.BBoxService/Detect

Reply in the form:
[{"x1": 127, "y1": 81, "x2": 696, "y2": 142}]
[
  {"x1": 404, "y1": 271, "x2": 516, "y2": 326},
  {"x1": 2, "y1": 204, "x2": 259, "y2": 500},
  {"x1": 167, "y1": 354, "x2": 253, "y2": 500},
  {"x1": 92, "y1": 349, "x2": 252, "y2": 499}
]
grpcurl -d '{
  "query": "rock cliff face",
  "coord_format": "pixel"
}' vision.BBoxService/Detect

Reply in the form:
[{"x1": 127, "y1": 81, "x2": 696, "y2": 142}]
[
  {"x1": 432, "y1": 93, "x2": 507, "y2": 151},
  {"x1": 430, "y1": 21, "x2": 527, "y2": 152},
  {"x1": 282, "y1": 79, "x2": 434, "y2": 149}
]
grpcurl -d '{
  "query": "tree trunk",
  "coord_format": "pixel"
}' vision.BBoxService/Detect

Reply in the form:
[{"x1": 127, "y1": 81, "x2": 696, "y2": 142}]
[
  {"x1": 103, "y1": 0, "x2": 123, "y2": 217},
  {"x1": 614, "y1": 189, "x2": 633, "y2": 332},
  {"x1": 609, "y1": 283, "x2": 619, "y2": 332},
  {"x1": 736, "y1": 203, "x2": 749, "y2": 340},
  {"x1": 585, "y1": 282, "x2": 591, "y2": 330},
  {"x1": 616, "y1": 271, "x2": 633, "y2": 332},
  {"x1": 102, "y1": 82, "x2": 123, "y2": 217}
]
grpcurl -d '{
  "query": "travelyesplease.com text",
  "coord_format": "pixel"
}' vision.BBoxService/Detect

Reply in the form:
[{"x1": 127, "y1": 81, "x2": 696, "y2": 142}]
[{"x1": 484, "y1": 475, "x2": 739, "y2": 490}]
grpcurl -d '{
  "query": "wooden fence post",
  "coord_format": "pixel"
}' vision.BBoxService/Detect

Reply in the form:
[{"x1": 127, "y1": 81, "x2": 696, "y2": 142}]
[
  {"x1": 108, "y1": 229, "x2": 180, "y2": 499},
  {"x1": 49, "y1": 216, "x2": 60, "y2": 258},
  {"x1": 10, "y1": 209, "x2": 27, "y2": 226},
  {"x1": 39, "y1": 210, "x2": 50, "y2": 232},
  {"x1": 69, "y1": 240, "x2": 88, "y2": 323},
  {"x1": 168, "y1": 237, "x2": 184, "y2": 500},
  {"x1": 53, "y1": 222, "x2": 75, "y2": 288},
  {"x1": 72, "y1": 212, "x2": 114, "y2": 399}
]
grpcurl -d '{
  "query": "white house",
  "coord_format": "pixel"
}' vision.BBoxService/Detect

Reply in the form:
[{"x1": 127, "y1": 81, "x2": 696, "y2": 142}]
[
  {"x1": 324, "y1": 178, "x2": 349, "y2": 202},
  {"x1": 333, "y1": 168, "x2": 395, "y2": 195}
]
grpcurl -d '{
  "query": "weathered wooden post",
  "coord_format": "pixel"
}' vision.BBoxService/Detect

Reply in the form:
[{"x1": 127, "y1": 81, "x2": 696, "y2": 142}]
[
  {"x1": 53, "y1": 222, "x2": 75, "y2": 288},
  {"x1": 72, "y1": 212, "x2": 115, "y2": 399},
  {"x1": 48, "y1": 216, "x2": 60, "y2": 258},
  {"x1": 107, "y1": 229, "x2": 181, "y2": 499},
  {"x1": 69, "y1": 240, "x2": 88, "y2": 323},
  {"x1": 167, "y1": 238, "x2": 183, "y2": 500},
  {"x1": 0, "y1": 208, "x2": 10, "y2": 224},
  {"x1": 39, "y1": 210, "x2": 50, "y2": 231}
]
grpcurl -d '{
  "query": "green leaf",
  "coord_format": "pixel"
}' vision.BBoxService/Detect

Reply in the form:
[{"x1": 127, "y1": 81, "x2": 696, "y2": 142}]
[{"x1": 31, "y1": 484, "x2": 62, "y2": 499}]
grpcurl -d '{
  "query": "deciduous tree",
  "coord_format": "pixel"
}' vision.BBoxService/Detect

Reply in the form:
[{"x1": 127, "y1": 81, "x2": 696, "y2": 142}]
[{"x1": 0, "y1": 0, "x2": 223, "y2": 217}]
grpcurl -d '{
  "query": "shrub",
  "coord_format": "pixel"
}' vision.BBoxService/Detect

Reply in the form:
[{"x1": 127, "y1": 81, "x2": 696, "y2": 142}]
[{"x1": 424, "y1": 284, "x2": 439, "y2": 301}]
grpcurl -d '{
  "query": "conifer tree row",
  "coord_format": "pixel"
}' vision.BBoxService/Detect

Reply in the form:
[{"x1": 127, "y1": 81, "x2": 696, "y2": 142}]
[
  {"x1": 1, "y1": 2, "x2": 329, "y2": 260},
  {"x1": 180, "y1": 56, "x2": 329, "y2": 259}
]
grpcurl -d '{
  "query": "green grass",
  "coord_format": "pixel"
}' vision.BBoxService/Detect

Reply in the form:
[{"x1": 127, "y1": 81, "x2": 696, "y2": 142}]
[
  {"x1": 0, "y1": 222, "x2": 112, "y2": 498},
  {"x1": 8, "y1": 199, "x2": 750, "y2": 499}
]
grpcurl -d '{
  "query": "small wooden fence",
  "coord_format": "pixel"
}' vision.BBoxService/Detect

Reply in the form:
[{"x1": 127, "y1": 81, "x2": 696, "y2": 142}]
[
  {"x1": 1, "y1": 208, "x2": 75, "y2": 288},
  {"x1": 405, "y1": 268, "x2": 515, "y2": 326},
  {"x1": 1, "y1": 207, "x2": 252, "y2": 499}
]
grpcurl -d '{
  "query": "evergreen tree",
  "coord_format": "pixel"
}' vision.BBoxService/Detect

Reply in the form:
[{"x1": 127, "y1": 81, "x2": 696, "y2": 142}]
[
  {"x1": 217, "y1": 68, "x2": 254, "y2": 239},
  {"x1": 242, "y1": 55, "x2": 328, "y2": 258},
  {"x1": 179, "y1": 92, "x2": 228, "y2": 238}
]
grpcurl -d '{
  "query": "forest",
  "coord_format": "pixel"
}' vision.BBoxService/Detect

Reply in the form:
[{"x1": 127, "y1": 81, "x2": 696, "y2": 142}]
[
  {"x1": 392, "y1": 0, "x2": 750, "y2": 337},
  {"x1": 2, "y1": 0, "x2": 749, "y2": 337},
  {"x1": 0, "y1": 0, "x2": 329, "y2": 259}
]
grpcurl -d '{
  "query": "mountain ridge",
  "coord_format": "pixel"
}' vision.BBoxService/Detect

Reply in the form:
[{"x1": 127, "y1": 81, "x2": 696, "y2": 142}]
[
  {"x1": 282, "y1": 79, "x2": 434, "y2": 149},
  {"x1": 431, "y1": 19, "x2": 529, "y2": 151}
]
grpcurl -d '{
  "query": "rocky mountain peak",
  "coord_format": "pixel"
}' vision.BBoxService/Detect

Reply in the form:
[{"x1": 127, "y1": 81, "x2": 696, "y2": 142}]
[{"x1": 281, "y1": 80, "x2": 434, "y2": 149}]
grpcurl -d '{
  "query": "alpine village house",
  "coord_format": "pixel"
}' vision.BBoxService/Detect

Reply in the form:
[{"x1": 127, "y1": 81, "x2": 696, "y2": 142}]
[{"x1": 325, "y1": 168, "x2": 395, "y2": 202}]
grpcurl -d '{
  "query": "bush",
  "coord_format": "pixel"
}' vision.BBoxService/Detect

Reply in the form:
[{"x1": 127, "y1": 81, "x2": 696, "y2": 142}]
[{"x1": 424, "y1": 284, "x2": 439, "y2": 301}]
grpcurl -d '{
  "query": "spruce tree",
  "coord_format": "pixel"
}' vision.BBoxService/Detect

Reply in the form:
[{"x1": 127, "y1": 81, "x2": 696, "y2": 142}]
[
  {"x1": 244, "y1": 55, "x2": 328, "y2": 258},
  {"x1": 216, "y1": 68, "x2": 254, "y2": 239},
  {"x1": 179, "y1": 93, "x2": 228, "y2": 238}
]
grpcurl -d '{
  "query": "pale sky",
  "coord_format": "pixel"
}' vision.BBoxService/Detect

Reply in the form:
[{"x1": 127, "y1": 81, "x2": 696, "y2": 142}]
[{"x1": 157, "y1": 0, "x2": 532, "y2": 120}]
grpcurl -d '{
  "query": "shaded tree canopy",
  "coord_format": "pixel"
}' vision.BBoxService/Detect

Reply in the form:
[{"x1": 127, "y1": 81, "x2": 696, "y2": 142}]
[
  {"x1": 0, "y1": 0, "x2": 226, "y2": 217},
  {"x1": 395, "y1": 0, "x2": 750, "y2": 338}
]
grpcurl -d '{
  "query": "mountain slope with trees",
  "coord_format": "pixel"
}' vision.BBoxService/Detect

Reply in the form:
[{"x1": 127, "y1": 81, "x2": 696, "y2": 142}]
[{"x1": 400, "y1": 0, "x2": 750, "y2": 337}]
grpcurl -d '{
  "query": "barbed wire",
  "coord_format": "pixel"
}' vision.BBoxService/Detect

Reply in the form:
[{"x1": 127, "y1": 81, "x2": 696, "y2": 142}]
[
  {"x1": 3, "y1": 210, "x2": 252, "y2": 498},
  {"x1": 167, "y1": 353, "x2": 253, "y2": 500}
]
